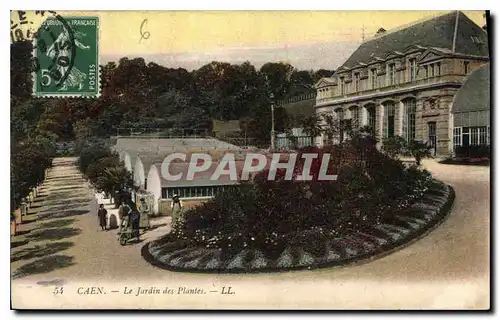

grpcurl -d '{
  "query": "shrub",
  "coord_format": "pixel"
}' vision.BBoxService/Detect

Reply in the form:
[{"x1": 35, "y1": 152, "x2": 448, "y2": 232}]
[
  {"x1": 406, "y1": 140, "x2": 433, "y2": 165},
  {"x1": 454, "y1": 145, "x2": 490, "y2": 158},
  {"x1": 171, "y1": 144, "x2": 434, "y2": 254},
  {"x1": 381, "y1": 136, "x2": 407, "y2": 158},
  {"x1": 78, "y1": 144, "x2": 112, "y2": 174}
]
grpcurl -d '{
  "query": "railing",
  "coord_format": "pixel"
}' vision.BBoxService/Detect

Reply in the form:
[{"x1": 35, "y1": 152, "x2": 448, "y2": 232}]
[
  {"x1": 278, "y1": 93, "x2": 317, "y2": 106},
  {"x1": 276, "y1": 135, "x2": 316, "y2": 150}
]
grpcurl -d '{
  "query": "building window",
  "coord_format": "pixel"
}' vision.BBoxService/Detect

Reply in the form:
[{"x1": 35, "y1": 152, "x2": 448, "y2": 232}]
[
  {"x1": 339, "y1": 77, "x2": 345, "y2": 95},
  {"x1": 403, "y1": 99, "x2": 416, "y2": 142},
  {"x1": 354, "y1": 73, "x2": 360, "y2": 92},
  {"x1": 335, "y1": 108, "x2": 344, "y2": 121},
  {"x1": 424, "y1": 63, "x2": 441, "y2": 78},
  {"x1": 351, "y1": 106, "x2": 360, "y2": 128},
  {"x1": 479, "y1": 126, "x2": 487, "y2": 145},
  {"x1": 464, "y1": 61, "x2": 470, "y2": 74},
  {"x1": 462, "y1": 127, "x2": 470, "y2": 146},
  {"x1": 469, "y1": 126, "x2": 488, "y2": 146},
  {"x1": 388, "y1": 63, "x2": 396, "y2": 85},
  {"x1": 161, "y1": 186, "x2": 230, "y2": 200},
  {"x1": 384, "y1": 102, "x2": 395, "y2": 138},
  {"x1": 370, "y1": 69, "x2": 377, "y2": 89},
  {"x1": 453, "y1": 126, "x2": 490, "y2": 147},
  {"x1": 367, "y1": 106, "x2": 376, "y2": 135},
  {"x1": 453, "y1": 127, "x2": 462, "y2": 147},
  {"x1": 409, "y1": 58, "x2": 417, "y2": 81},
  {"x1": 471, "y1": 127, "x2": 479, "y2": 145},
  {"x1": 428, "y1": 122, "x2": 437, "y2": 155}
]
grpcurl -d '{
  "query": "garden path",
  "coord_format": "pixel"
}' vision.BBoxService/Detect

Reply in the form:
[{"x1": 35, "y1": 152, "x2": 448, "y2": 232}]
[{"x1": 11, "y1": 158, "x2": 489, "y2": 309}]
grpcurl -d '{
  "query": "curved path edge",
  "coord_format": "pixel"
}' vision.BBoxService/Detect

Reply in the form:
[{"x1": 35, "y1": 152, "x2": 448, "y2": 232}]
[{"x1": 141, "y1": 181, "x2": 456, "y2": 274}]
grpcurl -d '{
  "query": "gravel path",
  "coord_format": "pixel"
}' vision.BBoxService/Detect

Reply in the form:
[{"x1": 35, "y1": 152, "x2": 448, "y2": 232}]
[
  {"x1": 10, "y1": 157, "x2": 173, "y2": 282},
  {"x1": 10, "y1": 157, "x2": 490, "y2": 309}
]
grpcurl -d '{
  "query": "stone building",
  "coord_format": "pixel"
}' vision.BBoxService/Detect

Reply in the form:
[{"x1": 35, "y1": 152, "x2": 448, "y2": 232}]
[{"x1": 315, "y1": 11, "x2": 489, "y2": 156}]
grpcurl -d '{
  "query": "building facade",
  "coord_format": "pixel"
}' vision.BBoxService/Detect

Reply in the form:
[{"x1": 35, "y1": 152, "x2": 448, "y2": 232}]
[{"x1": 315, "y1": 11, "x2": 489, "y2": 156}]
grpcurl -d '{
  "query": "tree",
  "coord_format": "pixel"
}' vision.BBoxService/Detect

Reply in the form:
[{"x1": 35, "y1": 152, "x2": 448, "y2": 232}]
[
  {"x1": 10, "y1": 40, "x2": 33, "y2": 98},
  {"x1": 260, "y1": 62, "x2": 294, "y2": 101},
  {"x1": 300, "y1": 114, "x2": 324, "y2": 138},
  {"x1": 85, "y1": 153, "x2": 135, "y2": 205},
  {"x1": 381, "y1": 136, "x2": 407, "y2": 158},
  {"x1": 78, "y1": 143, "x2": 113, "y2": 174},
  {"x1": 288, "y1": 70, "x2": 315, "y2": 96},
  {"x1": 193, "y1": 61, "x2": 264, "y2": 121},
  {"x1": 175, "y1": 107, "x2": 212, "y2": 133},
  {"x1": 11, "y1": 138, "x2": 54, "y2": 210},
  {"x1": 155, "y1": 89, "x2": 192, "y2": 118},
  {"x1": 312, "y1": 69, "x2": 336, "y2": 83},
  {"x1": 406, "y1": 140, "x2": 433, "y2": 166},
  {"x1": 321, "y1": 112, "x2": 342, "y2": 145}
]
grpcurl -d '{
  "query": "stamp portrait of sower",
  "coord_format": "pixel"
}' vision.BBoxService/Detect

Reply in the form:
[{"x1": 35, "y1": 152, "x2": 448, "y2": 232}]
[
  {"x1": 46, "y1": 28, "x2": 91, "y2": 91},
  {"x1": 33, "y1": 16, "x2": 99, "y2": 97}
]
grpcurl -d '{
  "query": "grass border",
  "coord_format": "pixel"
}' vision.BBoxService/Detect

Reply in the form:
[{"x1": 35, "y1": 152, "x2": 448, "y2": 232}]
[{"x1": 141, "y1": 181, "x2": 455, "y2": 274}]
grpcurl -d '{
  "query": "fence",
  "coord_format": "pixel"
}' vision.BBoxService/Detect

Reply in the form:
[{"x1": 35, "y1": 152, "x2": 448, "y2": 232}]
[
  {"x1": 115, "y1": 127, "x2": 212, "y2": 138},
  {"x1": 277, "y1": 93, "x2": 317, "y2": 106},
  {"x1": 276, "y1": 135, "x2": 316, "y2": 150}
]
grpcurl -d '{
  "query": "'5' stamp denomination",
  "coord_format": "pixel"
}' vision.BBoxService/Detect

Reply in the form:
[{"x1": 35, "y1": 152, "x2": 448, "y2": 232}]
[{"x1": 33, "y1": 16, "x2": 100, "y2": 98}]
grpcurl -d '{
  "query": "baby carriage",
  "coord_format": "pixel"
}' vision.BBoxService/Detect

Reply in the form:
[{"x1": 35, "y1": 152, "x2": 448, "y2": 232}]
[{"x1": 118, "y1": 211, "x2": 140, "y2": 246}]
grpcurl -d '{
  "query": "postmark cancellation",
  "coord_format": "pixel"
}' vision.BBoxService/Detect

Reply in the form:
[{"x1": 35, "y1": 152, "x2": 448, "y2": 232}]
[{"x1": 32, "y1": 16, "x2": 100, "y2": 98}]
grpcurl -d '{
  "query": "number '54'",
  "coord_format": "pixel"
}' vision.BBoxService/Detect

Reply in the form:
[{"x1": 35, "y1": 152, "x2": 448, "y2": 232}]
[{"x1": 53, "y1": 287, "x2": 64, "y2": 295}]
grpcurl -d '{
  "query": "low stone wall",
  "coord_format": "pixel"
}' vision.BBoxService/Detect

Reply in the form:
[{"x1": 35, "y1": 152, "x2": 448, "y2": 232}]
[{"x1": 142, "y1": 180, "x2": 455, "y2": 273}]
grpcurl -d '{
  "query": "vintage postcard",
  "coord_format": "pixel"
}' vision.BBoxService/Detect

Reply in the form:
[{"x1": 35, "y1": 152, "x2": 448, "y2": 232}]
[{"x1": 10, "y1": 10, "x2": 490, "y2": 310}]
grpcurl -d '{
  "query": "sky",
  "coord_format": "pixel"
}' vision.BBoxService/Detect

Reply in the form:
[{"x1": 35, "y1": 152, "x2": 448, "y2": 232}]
[{"x1": 11, "y1": 10, "x2": 486, "y2": 70}]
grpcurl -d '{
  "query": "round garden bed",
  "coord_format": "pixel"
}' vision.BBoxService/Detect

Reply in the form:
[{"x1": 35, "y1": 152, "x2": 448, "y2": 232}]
[
  {"x1": 142, "y1": 142, "x2": 456, "y2": 273},
  {"x1": 143, "y1": 180, "x2": 454, "y2": 273}
]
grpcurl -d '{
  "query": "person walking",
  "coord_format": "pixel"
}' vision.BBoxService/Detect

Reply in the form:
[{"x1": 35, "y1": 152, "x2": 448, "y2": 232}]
[
  {"x1": 138, "y1": 197, "x2": 151, "y2": 229},
  {"x1": 171, "y1": 194, "x2": 184, "y2": 228},
  {"x1": 97, "y1": 204, "x2": 108, "y2": 231},
  {"x1": 130, "y1": 204, "x2": 141, "y2": 242}
]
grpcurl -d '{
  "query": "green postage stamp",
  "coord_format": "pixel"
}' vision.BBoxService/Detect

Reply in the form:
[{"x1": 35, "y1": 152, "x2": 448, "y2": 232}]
[{"x1": 32, "y1": 16, "x2": 99, "y2": 97}]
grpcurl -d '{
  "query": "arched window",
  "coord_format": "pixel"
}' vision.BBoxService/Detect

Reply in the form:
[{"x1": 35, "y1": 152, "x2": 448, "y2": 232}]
[
  {"x1": 402, "y1": 98, "x2": 417, "y2": 142},
  {"x1": 335, "y1": 108, "x2": 344, "y2": 121},
  {"x1": 383, "y1": 101, "x2": 395, "y2": 138},
  {"x1": 366, "y1": 104, "x2": 376, "y2": 136},
  {"x1": 350, "y1": 106, "x2": 360, "y2": 128}
]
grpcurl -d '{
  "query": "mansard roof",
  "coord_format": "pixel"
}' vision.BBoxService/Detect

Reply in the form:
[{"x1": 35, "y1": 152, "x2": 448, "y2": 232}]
[{"x1": 337, "y1": 11, "x2": 489, "y2": 72}]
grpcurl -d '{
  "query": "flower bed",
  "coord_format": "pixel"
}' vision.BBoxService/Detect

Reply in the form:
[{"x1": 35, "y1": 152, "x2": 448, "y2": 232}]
[
  {"x1": 142, "y1": 142, "x2": 455, "y2": 273},
  {"x1": 142, "y1": 180, "x2": 454, "y2": 273}
]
